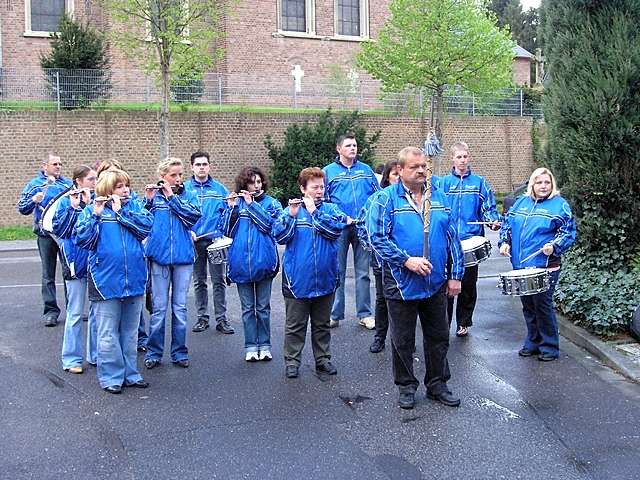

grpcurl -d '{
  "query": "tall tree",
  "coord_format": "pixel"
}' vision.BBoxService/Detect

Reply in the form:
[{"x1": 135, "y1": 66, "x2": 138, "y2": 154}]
[
  {"x1": 542, "y1": 0, "x2": 640, "y2": 334},
  {"x1": 490, "y1": 0, "x2": 539, "y2": 54},
  {"x1": 357, "y1": 0, "x2": 514, "y2": 155},
  {"x1": 101, "y1": 0, "x2": 225, "y2": 159}
]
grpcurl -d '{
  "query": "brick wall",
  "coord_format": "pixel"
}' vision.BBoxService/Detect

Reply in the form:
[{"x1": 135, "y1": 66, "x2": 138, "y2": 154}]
[
  {"x1": 1, "y1": 111, "x2": 533, "y2": 226},
  {"x1": 513, "y1": 58, "x2": 531, "y2": 86}
]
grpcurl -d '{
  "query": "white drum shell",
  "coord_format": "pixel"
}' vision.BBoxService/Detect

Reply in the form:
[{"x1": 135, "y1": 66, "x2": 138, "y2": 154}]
[
  {"x1": 206, "y1": 236, "x2": 233, "y2": 265},
  {"x1": 460, "y1": 236, "x2": 491, "y2": 267}
]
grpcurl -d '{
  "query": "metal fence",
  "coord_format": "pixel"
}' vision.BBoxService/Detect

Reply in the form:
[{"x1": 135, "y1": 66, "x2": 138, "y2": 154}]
[{"x1": 0, "y1": 67, "x2": 543, "y2": 118}]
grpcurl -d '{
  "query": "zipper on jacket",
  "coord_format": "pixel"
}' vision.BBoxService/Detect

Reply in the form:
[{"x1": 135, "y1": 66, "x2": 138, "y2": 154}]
[
  {"x1": 120, "y1": 218, "x2": 130, "y2": 296},
  {"x1": 169, "y1": 206, "x2": 174, "y2": 264},
  {"x1": 519, "y1": 198, "x2": 538, "y2": 267}
]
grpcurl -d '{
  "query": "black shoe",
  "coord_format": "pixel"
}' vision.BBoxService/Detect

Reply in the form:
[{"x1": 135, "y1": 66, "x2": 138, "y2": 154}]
[
  {"x1": 144, "y1": 358, "x2": 160, "y2": 369},
  {"x1": 369, "y1": 338, "x2": 385, "y2": 353},
  {"x1": 427, "y1": 391, "x2": 461, "y2": 407},
  {"x1": 518, "y1": 348, "x2": 539, "y2": 357},
  {"x1": 538, "y1": 353, "x2": 558, "y2": 362},
  {"x1": 316, "y1": 361, "x2": 337, "y2": 375},
  {"x1": 398, "y1": 392, "x2": 416, "y2": 409},
  {"x1": 192, "y1": 319, "x2": 209, "y2": 333},
  {"x1": 104, "y1": 385, "x2": 122, "y2": 394},
  {"x1": 215, "y1": 321, "x2": 235, "y2": 334},
  {"x1": 137, "y1": 344, "x2": 147, "y2": 353},
  {"x1": 44, "y1": 316, "x2": 58, "y2": 327},
  {"x1": 285, "y1": 365, "x2": 299, "y2": 378},
  {"x1": 124, "y1": 380, "x2": 149, "y2": 389},
  {"x1": 174, "y1": 359, "x2": 190, "y2": 368}
]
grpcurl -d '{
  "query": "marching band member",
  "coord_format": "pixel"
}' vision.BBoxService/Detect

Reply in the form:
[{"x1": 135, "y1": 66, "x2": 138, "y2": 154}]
[
  {"x1": 323, "y1": 133, "x2": 380, "y2": 329},
  {"x1": 367, "y1": 147, "x2": 464, "y2": 409},
  {"x1": 499, "y1": 167, "x2": 576, "y2": 362},
  {"x1": 144, "y1": 158, "x2": 202, "y2": 370},
  {"x1": 17, "y1": 153, "x2": 72, "y2": 327},
  {"x1": 439, "y1": 142, "x2": 500, "y2": 337},
  {"x1": 274, "y1": 167, "x2": 348, "y2": 379},
  {"x1": 221, "y1": 167, "x2": 282, "y2": 362},
  {"x1": 184, "y1": 151, "x2": 234, "y2": 335},
  {"x1": 355, "y1": 160, "x2": 400, "y2": 353},
  {"x1": 74, "y1": 169, "x2": 152, "y2": 393},
  {"x1": 53, "y1": 165, "x2": 98, "y2": 373}
]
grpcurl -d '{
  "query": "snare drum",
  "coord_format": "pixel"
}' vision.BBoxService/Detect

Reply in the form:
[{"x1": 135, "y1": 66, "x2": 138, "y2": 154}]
[
  {"x1": 206, "y1": 236, "x2": 233, "y2": 265},
  {"x1": 460, "y1": 236, "x2": 491, "y2": 267},
  {"x1": 498, "y1": 268, "x2": 550, "y2": 296}
]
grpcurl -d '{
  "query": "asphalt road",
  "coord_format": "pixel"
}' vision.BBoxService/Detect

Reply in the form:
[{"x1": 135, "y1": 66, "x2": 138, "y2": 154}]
[{"x1": 1, "y1": 231, "x2": 639, "y2": 479}]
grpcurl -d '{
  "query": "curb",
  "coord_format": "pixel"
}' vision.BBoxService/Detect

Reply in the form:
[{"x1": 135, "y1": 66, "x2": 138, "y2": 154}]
[
  {"x1": 0, "y1": 240, "x2": 38, "y2": 253},
  {"x1": 559, "y1": 316, "x2": 640, "y2": 384}
]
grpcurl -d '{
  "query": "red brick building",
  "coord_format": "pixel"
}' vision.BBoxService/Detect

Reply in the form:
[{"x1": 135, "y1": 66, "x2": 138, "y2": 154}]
[{"x1": 0, "y1": 1, "x2": 531, "y2": 86}]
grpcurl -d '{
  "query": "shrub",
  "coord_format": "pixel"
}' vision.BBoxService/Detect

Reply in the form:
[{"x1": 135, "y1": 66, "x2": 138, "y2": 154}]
[
  {"x1": 40, "y1": 15, "x2": 111, "y2": 109},
  {"x1": 264, "y1": 110, "x2": 380, "y2": 205}
]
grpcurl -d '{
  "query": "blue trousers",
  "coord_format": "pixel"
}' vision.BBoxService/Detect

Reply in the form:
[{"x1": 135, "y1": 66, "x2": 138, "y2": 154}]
[
  {"x1": 95, "y1": 296, "x2": 144, "y2": 388},
  {"x1": 61, "y1": 278, "x2": 97, "y2": 369},
  {"x1": 237, "y1": 278, "x2": 273, "y2": 353},
  {"x1": 146, "y1": 262, "x2": 193, "y2": 363},
  {"x1": 331, "y1": 224, "x2": 372, "y2": 321},
  {"x1": 520, "y1": 270, "x2": 561, "y2": 357}
]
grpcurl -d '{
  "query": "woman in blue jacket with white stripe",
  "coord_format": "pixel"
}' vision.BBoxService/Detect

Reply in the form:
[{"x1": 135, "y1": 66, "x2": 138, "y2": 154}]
[
  {"x1": 74, "y1": 169, "x2": 153, "y2": 393},
  {"x1": 53, "y1": 165, "x2": 97, "y2": 374},
  {"x1": 499, "y1": 167, "x2": 577, "y2": 362},
  {"x1": 143, "y1": 158, "x2": 202, "y2": 370},
  {"x1": 220, "y1": 166, "x2": 282, "y2": 362},
  {"x1": 273, "y1": 167, "x2": 348, "y2": 379}
]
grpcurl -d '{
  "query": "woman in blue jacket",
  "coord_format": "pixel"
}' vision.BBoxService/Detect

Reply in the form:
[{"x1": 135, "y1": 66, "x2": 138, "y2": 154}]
[
  {"x1": 273, "y1": 167, "x2": 348, "y2": 379},
  {"x1": 54, "y1": 165, "x2": 97, "y2": 374},
  {"x1": 144, "y1": 158, "x2": 202, "y2": 370},
  {"x1": 499, "y1": 167, "x2": 577, "y2": 362},
  {"x1": 74, "y1": 169, "x2": 153, "y2": 393},
  {"x1": 221, "y1": 167, "x2": 282, "y2": 362}
]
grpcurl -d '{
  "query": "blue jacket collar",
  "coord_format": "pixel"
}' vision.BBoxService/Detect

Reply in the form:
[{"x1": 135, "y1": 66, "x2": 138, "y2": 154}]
[
  {"x1": 191, "y1": 175, "x2": 213, "y2": 186},
  {"x1": 334, "y1": 155, "x2": 359, "y2": 168},
  {"x1": 451, "y1": 167, "x2": 472, "y2": 179}
]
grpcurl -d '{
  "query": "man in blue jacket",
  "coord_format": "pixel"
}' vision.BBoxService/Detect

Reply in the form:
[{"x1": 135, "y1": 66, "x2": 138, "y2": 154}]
[
  {"x1": 274, "y1": 167, "x2": 348, "y2": 379},
  {"x1": 439, "y1": 142, "x2": 500, "y2": 337},
  {"x1": 323, "y1": 134, "x2": 379, "y2": 330},
  {"x1": 17, "y1": 153, "x2": 72, "y2": 326},
  {"x1": 367, "y1": 147, "x2": 464, "y2": 410},
  {"x1": 184, "y1": 151, "x2": 234, "y2": 335}
]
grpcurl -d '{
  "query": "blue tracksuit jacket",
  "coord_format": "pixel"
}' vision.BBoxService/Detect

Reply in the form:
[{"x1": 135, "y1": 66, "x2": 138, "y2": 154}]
[
  {"x1": 499, "y1": 194, "x2": 576, "y2": 270},
  {"x1": 439, "y1": 168, "x2": 500, "y2": 241},
  {"x1": 18, "y1": 172, "x2": 72, "y2": 236},
  {"x1": 323, "y1": 157, "x2": 380, "y2": 219},
  {"x1": 366, "y1": 181, "x2": 464, "y2": 301},
  {"x1": 273, "y1": 201, "x2": 348, "y2": 299},
  {"x1": 220, "y1": 194, "x2": 283, "y2": 284},
  {"x1": 184, "y1": 176, "x2": 229, "y2": 240}
]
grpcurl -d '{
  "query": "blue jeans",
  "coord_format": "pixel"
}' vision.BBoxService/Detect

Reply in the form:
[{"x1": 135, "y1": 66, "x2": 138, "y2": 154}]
[
  {"x1": 138, "y1": 311, "x2": 148, "y2": 348},
  {"x1": 237, "y1": 278, "x2": 273, "y2": 353},
  {"x1": 87, "y1": 301, "x2": 97, "y2": 364},
  {"x1": 146, "y1": 262, "x2": 193, "y2": 363},
  {"x1": 331, "y1": 224, "x2": 372, "y2": 321},
  {"x1": 61, "y1": 278, "x2": 96, "y2": 369},
  {"x1": 94, "y1": 296, "x2": 144, "y2": 388},
  {"x1": 520, "y1": 270, "x2": 561, "y2": 357}
]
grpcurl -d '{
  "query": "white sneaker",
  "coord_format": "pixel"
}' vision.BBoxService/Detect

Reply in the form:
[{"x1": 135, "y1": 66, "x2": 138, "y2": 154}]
[
  {"x1": 358, "y1": 316, "x2": 376, "y2": 330},
  {"x1": 245, "y1": 351, "x2": 259, "y2": 362},
  {"x1": 259, "y1": 350, "x2": 272, "y2": 361}
]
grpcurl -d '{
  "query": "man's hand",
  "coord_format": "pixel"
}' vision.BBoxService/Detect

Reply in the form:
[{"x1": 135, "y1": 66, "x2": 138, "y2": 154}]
[
  {"x1": 488, "y1": 221, "x2": 501, "y2": 231},
  {"x1": 542, "y1": 243, "x2": 554, "y2": 256},
  {"x1": 32, "y1": 191, "x2": 45, "y2": 204},
  {"x1": 499, "y1": 244, "x2": 511, "y2": 257},
  {"x1": 404, "y1": 256, "x2": 433, "y2": 276},
  {"x1": 446, "y1": 279, "x2": 462, "y2": 297}
]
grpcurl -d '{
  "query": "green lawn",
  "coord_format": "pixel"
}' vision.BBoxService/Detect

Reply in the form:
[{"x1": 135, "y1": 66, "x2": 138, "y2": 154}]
[{"x1": 0, "y1": 225, "x2": 36, "y2": 241}]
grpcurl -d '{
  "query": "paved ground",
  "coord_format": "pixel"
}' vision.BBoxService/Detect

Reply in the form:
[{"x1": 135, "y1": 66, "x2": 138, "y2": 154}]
[{"x1": 1, "y1": 231, "x2": 639, "y2": 479}]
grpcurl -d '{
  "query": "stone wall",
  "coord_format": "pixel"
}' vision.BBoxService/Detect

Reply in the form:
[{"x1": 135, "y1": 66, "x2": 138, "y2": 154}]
[{"x1": 0, "y1": 111, "x2": 533, "y2": 226}]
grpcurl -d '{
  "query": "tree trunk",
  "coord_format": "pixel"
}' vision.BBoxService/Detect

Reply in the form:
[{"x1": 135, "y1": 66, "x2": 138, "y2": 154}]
[
  {"x1": 159, "y1": 62, "x2": 170, "y2": 160},
  {"x1": 434, "y1": 86, "x2": 445, "y2": 176}
]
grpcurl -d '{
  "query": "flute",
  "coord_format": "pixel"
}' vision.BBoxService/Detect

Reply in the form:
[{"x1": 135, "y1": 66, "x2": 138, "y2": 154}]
[
  {"x1": 94, "y1": 195, "x2": 130, "y2": 203},
  {"x1": 144, "y1": 183, "x2": 181, "y2": 192},
  {"x1": 224, "y1": 190, "x2": 263, "y2": 201}
]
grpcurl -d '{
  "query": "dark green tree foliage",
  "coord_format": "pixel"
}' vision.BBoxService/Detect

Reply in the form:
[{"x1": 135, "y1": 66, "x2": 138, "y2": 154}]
[
  {"x1": 542, "y1": 0, "x2": 640, "y2": 335},
  {"x1": 40, "y1": 15, "x2": 111, "y2": 108},
  {"x1": 265, "y1": 110, "x2": 380, "y2": 205},
  {"x1": 490, "y1": 0, "x2": 539, "y2": 54}
]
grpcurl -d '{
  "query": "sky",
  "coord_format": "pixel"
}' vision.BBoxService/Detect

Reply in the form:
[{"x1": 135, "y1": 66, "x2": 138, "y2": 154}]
[{"x1": 521, "y1": 0, "x2": 541, "y2": 9}]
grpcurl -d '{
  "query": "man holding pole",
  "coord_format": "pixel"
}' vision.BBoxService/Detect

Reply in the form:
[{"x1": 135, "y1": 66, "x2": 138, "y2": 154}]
[{"x1": 367, "y1": 147, "x2": 464, "y2": 410}]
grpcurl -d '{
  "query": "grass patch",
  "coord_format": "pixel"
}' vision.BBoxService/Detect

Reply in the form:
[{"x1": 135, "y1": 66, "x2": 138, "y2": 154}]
[{"x1": 0, "y1": 225, "x2": 36, "y2": 241}]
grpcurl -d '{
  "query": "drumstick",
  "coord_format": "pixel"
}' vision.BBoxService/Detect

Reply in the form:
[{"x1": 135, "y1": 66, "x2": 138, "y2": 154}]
[
  {"x1": 423, "y1": 162, "x2": 432, "y2": 259},
  {"x1": 520, "y1": 248, "x2": 544, "y2": 264},
  {"x1": 467, "y1": 221, "x2": 502, "y2": 225}
]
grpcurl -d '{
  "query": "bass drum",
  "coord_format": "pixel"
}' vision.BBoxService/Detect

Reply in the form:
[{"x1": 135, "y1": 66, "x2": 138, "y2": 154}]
[{"x1": 39, "y1": 188, "x2": 70, "y2": 242}]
